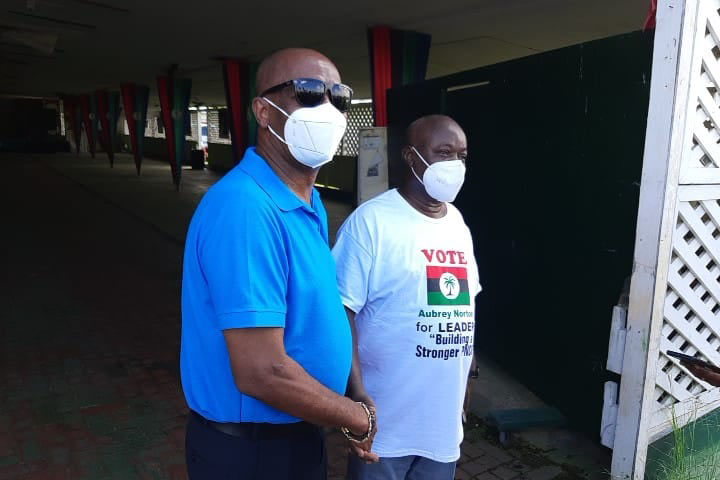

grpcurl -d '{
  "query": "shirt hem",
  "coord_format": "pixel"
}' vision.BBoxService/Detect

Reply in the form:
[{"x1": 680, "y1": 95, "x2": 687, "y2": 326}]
[
  {"x1": 372, "y1": 447, "x2": 460, "y2": 463},
  {"x1": 216, "y1": 310, "x2": 286, "y2": 330}
]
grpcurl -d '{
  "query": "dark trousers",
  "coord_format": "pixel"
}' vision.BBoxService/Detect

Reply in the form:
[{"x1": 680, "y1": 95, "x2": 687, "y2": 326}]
[{"x1": 185, "y1": 412, "x2": 328, "y2": 480}]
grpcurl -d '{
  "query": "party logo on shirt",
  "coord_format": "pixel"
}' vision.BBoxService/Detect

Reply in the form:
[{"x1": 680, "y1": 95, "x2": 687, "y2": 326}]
[{"x1": 426, "y1": 266, "x2": 470, "y2": 305}]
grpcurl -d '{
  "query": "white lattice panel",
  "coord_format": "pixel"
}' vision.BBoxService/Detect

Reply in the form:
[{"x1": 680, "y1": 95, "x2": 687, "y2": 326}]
[
  {"x1": 681, "y1": 0, "x2": 720, "y2": 184},
  {"x1": 651, "y1": 0, "x2": 720, "y2": 433},
  {"x1": 338, "y1": 103, "x2": 374, "y2": 156},
  {"x1": 649, "y1": 186, "x2": 720, "y2": 439}
]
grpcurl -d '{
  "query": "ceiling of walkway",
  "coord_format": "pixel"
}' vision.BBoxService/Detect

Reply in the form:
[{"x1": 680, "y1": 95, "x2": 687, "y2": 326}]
[{"x1": 0, "y1": 0, "x2": 649, "y2": 105}]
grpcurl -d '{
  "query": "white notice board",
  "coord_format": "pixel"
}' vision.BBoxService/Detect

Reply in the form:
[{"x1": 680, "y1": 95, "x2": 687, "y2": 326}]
[{"x1": 356, "y1": 127, "x2": 388, "y2": 205}]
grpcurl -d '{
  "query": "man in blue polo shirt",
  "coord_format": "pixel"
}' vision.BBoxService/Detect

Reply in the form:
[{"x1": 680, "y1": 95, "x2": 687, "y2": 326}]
[{"x1": 180, "y1": 48, "x2": 377, "y2": 479}]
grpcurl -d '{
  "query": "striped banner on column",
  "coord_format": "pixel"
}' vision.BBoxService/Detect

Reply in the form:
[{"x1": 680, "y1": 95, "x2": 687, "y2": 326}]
[
  {"x1": 172, "y1": 78, "x2": 192, "y2": 189},
  {"x1": 121, "y1": 84, "x2": 150, "y2": 175},
  {"x1": 95, "y1": 90, "x2": 121, "y2": 167},
  {"x1": 157, "y1": 76, "x2": 177, "y2": 185},
  {"x1": 222, "y1": 59, "x2": 248, "y2": 165},
  {"x1": 158, "y1": 75, "x2": 192, "y2": 189},
  {"x1": 367, "y1": 26, "x2": 431, "y2": 126},
  {"x1": 221, "y1": 59, "x2": 258, "y2": 164}
]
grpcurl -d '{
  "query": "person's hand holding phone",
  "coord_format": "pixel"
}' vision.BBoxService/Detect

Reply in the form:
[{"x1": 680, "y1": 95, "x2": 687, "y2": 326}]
[
  {"x1": 683, "y1": 362, "x2": 720, "y2": 387},
  {"x1": 668, "y1": 350, "x2": 720, "y2": 387}
]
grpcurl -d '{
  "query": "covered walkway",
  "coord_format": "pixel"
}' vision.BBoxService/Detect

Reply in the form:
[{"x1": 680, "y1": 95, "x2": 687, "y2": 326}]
[{"x1": 0, "y1": 153, "x2": 582, "y2": 479}]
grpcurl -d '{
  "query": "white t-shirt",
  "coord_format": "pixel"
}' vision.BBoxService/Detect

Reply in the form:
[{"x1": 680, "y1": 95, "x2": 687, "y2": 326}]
[{"x1": 332, "y1": 189, "x2": 481, "y2": 462}]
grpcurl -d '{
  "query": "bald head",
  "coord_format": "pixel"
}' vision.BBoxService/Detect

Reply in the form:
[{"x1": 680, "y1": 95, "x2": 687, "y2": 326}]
[
  {"x1": 405, "y1": 115, "x2": 464, "y2": 149},
  {"x1": 256, "y1": 48, "x2": 340, "y2": 95}
]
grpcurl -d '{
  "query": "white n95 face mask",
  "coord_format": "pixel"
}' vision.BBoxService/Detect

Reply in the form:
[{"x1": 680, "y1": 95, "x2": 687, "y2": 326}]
[
  {"x1": 263, "y1": 97, "x2": 347, "y2": 169},
  {"x1": 411, "y1": 146, "x2": 466, "y2": 203}
]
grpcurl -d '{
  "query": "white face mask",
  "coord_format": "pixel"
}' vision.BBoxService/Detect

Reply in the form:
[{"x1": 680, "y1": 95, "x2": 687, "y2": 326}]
[
  {"x1": 263, "y1": 97, "x2": 347, "y2": 169},
  {"x1": 410, "y1": 146, "x2": 466, "y2": 203}
]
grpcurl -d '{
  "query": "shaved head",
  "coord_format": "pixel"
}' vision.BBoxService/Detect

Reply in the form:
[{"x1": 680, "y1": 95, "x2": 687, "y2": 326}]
[
  {"x1": 405, "y1": 115, "x2": 464, "y2": 149},
  {"x1": 256, "y1": 48, "x2": 340, "y2": 95}
]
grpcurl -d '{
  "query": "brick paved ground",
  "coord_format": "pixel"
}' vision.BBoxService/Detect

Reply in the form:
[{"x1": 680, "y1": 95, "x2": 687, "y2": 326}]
[{"x1": 0, "y1": 154, "x2": 583, "y2": 480}]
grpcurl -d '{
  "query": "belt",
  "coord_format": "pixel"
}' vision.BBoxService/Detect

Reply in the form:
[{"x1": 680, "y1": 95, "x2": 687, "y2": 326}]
[{"x1": 191, "y1": 410, "x2": 320, "y2": 440}]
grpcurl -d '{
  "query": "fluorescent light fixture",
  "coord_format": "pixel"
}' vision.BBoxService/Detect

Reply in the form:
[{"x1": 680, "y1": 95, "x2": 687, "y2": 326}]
[
  {"x1": 446, "y1": 81, "x2": 490, "y2": 93},
  {"x1": 351, "y1": 99, "x2": 372, "y2": 104},
  {"x1": 188, "y1": 106, "x2": 198, "y2": 111},
  {"x1": 198, "y1": 106, "x2": 208, "y2": 111}
]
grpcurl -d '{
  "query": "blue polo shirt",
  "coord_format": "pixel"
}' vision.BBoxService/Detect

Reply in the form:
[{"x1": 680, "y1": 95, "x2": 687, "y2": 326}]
[{"x1": 180, "y1": 147, "x2": 352, "y2": 423}]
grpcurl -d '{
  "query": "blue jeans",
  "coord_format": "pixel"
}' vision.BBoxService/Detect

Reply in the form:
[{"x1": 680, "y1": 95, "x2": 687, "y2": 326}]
[{"x1": 347, "y1": 454, "x2": 456, "y2": 480}]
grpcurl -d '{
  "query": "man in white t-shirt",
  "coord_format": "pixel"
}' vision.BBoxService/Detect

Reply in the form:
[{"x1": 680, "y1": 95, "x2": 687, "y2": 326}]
[{"x1": 333, "y1": 115, "x2": 481, "y2": 479}]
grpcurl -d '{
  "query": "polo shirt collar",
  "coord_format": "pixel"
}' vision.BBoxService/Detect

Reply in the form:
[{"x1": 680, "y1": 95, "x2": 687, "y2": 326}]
[{"x1": 239, "y1": 147, "x2": 321, "y2": 213}]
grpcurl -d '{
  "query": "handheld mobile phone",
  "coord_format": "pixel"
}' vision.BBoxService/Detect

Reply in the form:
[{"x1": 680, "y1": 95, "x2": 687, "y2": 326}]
[{"x1": 666, "y1": 351, "x2": 720, "y2": 373}]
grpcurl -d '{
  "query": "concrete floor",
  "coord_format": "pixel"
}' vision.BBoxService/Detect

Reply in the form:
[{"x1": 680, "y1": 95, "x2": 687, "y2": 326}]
[{"x1": 0, "y1": 152, "x2": 607, "y2": 479}]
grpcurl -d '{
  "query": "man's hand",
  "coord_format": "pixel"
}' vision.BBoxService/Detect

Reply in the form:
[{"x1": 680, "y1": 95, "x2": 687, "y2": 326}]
[
  {"x1": 346, "y1": 392, "x2": 378, "y2": 463},
  {"x1": 347, "y1": 402, "x2": 379, "y2": 464},
  {"x1": 684, "y1": 361, "x2": 720, "y2": 387},
  {"x1": 343, "y1": 306, "x2": 379, "y2": 463}
]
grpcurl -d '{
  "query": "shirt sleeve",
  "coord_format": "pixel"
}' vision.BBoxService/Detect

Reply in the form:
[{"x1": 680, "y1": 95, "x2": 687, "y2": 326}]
[
  {"x1": 199, "y1": 198, "x2": 288, "y2": 330},
  {"x1": 332, "y1": 214, "x2": 374, "y2": 313}
]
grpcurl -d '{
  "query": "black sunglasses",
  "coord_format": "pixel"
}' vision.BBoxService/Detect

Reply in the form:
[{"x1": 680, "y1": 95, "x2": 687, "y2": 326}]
[{"x1": 260, "y1": 78, "x2": 353, "y2": 113}]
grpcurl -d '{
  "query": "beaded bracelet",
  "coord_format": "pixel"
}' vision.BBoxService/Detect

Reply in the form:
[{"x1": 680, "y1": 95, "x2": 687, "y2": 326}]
[{"x1": 341, "y1": 402, "x2": 375, "y2": 443}]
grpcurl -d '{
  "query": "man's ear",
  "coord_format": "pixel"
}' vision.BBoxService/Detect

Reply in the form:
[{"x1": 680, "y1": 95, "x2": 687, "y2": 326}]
[
  {"x1": 252, "y1": 97, "x2": 269, "y2": 128},
  {"x1": 401, "y1": 146, "x2": 414, "y2": 169}
]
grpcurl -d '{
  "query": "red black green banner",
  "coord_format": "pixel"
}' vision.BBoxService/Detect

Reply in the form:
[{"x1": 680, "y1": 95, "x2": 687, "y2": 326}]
[
  {"x1": 172, "y1": 78, "x2": 192, "y2": 188},
  {"x1": 426, "y1": 266, "x2": 470, "y2": 306},
  {"x1": 95, "y1": 90, "x2": 121, "y2": 167},
  {"x1": 120, "y1": 83, "x2": 149, "y2": 175},
  {"x1": 157, "y1": 75, "x2": 192, "y2": 189},
  {"x1": 222, "y1": 59, "x2": 247, "y2": 164},
  {"x1": 157, "y1": 76, "x2": 177, "y2": 185},
  {"x1": 367, "y1": 26, "x2": 392, "y2": 127},
  {"x1": 367, "y1": 26, "x2": 431, "y2": 127},
  {"x1": 221, "y1": 59, "x2": 259, "y2": 164}
]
